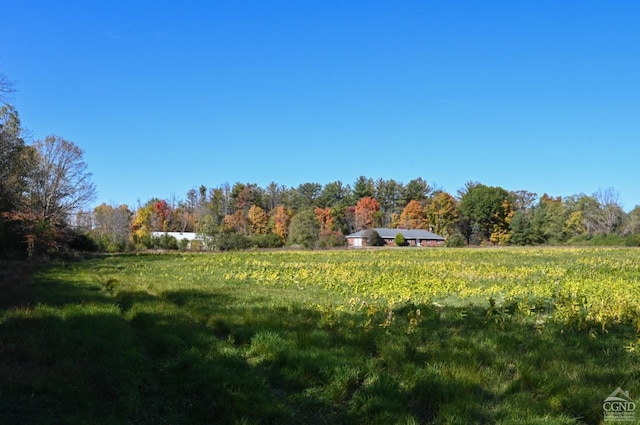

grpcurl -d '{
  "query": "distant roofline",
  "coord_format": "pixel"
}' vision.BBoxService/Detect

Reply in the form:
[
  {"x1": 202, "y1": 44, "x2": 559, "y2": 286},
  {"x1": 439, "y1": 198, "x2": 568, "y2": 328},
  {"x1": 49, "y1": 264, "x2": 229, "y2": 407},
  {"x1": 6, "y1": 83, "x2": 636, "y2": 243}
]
[{"x1": 346, "y1": 228, "x2": 445, "y2": 240}]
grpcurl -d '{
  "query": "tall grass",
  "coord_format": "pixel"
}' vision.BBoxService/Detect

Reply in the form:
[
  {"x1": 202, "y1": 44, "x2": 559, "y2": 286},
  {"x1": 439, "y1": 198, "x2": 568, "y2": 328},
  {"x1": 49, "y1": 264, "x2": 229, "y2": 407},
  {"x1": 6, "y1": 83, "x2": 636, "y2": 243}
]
[{"x1": 1, "y1": 248, "x2": 640, "y2": 424}]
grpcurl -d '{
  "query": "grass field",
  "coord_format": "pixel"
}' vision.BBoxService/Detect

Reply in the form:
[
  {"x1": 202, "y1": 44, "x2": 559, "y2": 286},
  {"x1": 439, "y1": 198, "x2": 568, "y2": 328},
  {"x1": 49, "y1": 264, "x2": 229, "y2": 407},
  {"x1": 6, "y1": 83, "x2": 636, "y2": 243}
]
[{"x1": 2, "y1": 247, "x2": 640, "y2": 424}]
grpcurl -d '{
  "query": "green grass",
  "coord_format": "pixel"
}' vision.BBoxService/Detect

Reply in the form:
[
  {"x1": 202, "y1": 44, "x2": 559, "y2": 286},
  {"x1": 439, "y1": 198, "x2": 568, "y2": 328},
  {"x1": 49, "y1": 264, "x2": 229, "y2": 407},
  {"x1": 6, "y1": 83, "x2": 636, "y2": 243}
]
[{"x1": 2, "y1": 248, "x2": 640, "y2": 424}]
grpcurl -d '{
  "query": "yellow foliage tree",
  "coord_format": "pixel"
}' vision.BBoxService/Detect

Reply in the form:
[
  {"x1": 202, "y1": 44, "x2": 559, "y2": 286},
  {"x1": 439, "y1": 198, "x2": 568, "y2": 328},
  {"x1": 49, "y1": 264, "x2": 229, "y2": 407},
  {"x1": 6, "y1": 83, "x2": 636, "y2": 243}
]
[
  {"x1": 490, "y1": 199, "x2": 515, "y2": 245},
  {"x1": 248, "y1": 205, "x2": 268, "y2": 235},
  {"x1": 131, "y1": 204, "x2": 153, "y2": 242},
  {"x1": 425, "y1": 192, "x2": 459, "y2": 237}
]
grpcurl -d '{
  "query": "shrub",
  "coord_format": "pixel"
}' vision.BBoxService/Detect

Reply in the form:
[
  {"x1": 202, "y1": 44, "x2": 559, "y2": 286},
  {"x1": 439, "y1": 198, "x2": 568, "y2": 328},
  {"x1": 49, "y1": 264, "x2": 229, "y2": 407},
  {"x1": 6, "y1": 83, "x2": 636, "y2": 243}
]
[
  {"x1": 216, "y1": 232, "x2": 251, "y2": 251},
  {"x1": 588, "y1": 234, "x2": 624, "y2": 246},
  {"x1": 363, "y1": 229, "x2": 384, "y2": 246},
  {"x1": 251, "y1": 233, "x2": 284, "y2": 249},
  {"x1": 67, "y1": 230, "x2": 99, "y2": 253},
  {"x1": 318, "y1": 230, "x2": 347, "y2": 248},
  {"x1": 445, "y1": 232, "x2": 466, "y2": 247},
  {"x1": 178, "y1": 238, "x2": 190, "y2": 251},
  {"x1": 151, "y1": 234, "x2": 179, "y2": 250},
  {"x1": 625, "y1": 234, "x2": 640, "y2": 246},
  {"x1": 394, "y1": 232, "x2": 407, "y2": 246}
]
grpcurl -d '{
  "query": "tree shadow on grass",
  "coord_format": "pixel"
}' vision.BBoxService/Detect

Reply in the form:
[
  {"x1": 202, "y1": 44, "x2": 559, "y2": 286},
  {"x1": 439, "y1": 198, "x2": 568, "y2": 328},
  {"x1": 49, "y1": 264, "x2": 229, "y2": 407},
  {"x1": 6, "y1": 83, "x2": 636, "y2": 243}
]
[{"x1": 2, "y1": 266, "x2": 640, "y2": 424}]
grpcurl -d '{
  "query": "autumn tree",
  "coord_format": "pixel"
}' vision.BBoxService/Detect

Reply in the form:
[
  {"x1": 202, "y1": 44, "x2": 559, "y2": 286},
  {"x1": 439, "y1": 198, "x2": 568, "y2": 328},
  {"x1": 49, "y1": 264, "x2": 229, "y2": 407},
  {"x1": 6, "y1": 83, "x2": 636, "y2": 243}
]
[
  {"x1": 314, "y1": 207, "x2": 334, "y2": 232},
  {"x1": 131, "y1": 203, "x2": 154, "y2": 243},
  {"x1": 489, "y1": 199, "x2": 515, "y2": 245},
  {"x1": 247, "y1": 205, "x2": 268, "y2": 235},
  {"x1": 271, "y1": 205, "x2": 292, "y2": 242},
  {"x1": 153, "y1": 200, "x2": 172, "y2": 232},
  {"x1": 224, "y1": 210, "x2": 247, "y2": 234},
  {"x1": 425, "y1": 191, "x2": 459, "y2": 237},
  {"x1": 354, "y1": 197, "x2": 380, "y2": 230},
  {"x1": 399, "y1": 200, "x2": 425, "y2": 229}
]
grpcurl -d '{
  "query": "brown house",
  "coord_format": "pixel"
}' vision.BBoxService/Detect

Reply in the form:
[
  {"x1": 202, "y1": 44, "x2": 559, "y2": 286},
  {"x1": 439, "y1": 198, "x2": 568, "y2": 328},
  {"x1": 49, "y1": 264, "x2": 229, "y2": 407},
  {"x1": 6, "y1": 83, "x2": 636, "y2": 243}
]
[{"x1": 346, "y1": 228, "x2": 445, "y2": 247}]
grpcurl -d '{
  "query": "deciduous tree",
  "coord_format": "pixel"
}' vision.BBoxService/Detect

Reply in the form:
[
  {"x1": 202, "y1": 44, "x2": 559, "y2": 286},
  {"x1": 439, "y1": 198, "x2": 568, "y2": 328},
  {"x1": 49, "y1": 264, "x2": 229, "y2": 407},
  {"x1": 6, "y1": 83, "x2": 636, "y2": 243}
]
[
  {"x1": 458, "y1": 183, "x2": 513, "y2": 243},
  {"x1": 0, "y1": 105, "x2": 33, "y2": 212},
  {"x1": 271, "y1": 205, "x2": 292, "y2": 242},
  {"x1": 25, "y1": 135, "x2": 96, "y2": 224},
  {"x1": 354, "y1": 197, "x2": 380, "y2": 230},
  {"x1": 399, "y1": 200, "x2": 425, "y2": 229},
  {"x1": 314, "y1": 207, "x2": 334, "y2": 232},
  {"x1": 247, "y1": 205, "x2": 268, "y2": 235},
  {"x1": 425, "y1": 191, "x2": 459, "y2": 237},
  {"x1": 288, "y1": 208, "x2": 319, "y2": 248}
]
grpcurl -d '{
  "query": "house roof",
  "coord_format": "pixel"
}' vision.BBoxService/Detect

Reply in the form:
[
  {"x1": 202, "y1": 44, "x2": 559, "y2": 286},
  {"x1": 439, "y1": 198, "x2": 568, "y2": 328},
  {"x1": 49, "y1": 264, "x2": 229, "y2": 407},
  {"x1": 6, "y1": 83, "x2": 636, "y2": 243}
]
[
  {"x1": 346, "y1": 228, "x2": 445, "y2": 240},
  {"x1": 151, "y1": 231, "x2": 201, "y2": 241}
]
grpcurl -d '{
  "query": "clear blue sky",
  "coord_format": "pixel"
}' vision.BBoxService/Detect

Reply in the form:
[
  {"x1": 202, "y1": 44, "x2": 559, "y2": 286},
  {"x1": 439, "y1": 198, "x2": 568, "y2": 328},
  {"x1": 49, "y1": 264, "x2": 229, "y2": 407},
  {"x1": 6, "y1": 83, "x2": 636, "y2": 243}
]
[{"x1": 3, "y1": 1, "x2": 639, "y2": 210}]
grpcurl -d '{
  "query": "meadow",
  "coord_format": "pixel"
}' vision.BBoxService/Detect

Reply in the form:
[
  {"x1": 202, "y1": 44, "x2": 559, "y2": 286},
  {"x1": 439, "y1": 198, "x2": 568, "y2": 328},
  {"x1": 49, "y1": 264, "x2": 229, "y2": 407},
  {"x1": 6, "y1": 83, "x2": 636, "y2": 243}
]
[{"x1": 1, "y1": 247, "x2": 640, "y2": 424}]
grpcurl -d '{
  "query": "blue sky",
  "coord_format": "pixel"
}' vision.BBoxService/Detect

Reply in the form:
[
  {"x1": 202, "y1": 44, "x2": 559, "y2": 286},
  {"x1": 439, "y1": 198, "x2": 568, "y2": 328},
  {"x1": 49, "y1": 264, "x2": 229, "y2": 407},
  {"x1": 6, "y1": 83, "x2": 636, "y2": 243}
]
[{"x1": 3, "y1": 1, "x2": 639, "y2": 210}]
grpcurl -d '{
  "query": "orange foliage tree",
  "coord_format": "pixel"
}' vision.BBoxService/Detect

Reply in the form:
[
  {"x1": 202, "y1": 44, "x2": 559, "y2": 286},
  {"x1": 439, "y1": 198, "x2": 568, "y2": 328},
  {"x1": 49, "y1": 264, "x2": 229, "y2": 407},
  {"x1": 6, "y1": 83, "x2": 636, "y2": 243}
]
[
  {"x1": 224, "y1": 210, "x2": 247, "y2": 234},
  {"x1": 314, "y1": 207, "x2": 334, "y2": 232},
  {"x1": 271, "y1": 205, "x2": 292, "y2": 242},
  {"x1": 355, "y1": 197, "x2": 380, "y2": 230},
  {"x1": 399, "y1": 200, "x2": 425, "y2": 229}
]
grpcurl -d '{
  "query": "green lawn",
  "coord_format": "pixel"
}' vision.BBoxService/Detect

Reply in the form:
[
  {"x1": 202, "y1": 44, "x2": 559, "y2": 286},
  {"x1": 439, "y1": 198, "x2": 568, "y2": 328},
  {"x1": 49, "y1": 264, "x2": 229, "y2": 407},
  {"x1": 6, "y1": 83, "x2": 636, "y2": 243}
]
[{"x1": 1, "y1": 248, "x2": 640, "y2": 424}]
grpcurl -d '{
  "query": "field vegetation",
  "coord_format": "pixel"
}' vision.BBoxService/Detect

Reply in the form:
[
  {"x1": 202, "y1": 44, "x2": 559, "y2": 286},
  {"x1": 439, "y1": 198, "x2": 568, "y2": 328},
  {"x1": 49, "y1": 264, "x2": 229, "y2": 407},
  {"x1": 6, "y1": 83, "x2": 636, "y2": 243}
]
[{"x1": 2, "y1": 247, "x2": 640, "y2": 424}]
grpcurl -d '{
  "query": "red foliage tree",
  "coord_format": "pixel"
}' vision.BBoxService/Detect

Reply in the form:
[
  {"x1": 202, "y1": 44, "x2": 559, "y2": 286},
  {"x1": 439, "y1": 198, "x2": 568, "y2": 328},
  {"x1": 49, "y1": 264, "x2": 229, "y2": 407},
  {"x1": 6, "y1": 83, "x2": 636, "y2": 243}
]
[{"x1": 355, "y1": 197, "x2": 380, "y2": 230}]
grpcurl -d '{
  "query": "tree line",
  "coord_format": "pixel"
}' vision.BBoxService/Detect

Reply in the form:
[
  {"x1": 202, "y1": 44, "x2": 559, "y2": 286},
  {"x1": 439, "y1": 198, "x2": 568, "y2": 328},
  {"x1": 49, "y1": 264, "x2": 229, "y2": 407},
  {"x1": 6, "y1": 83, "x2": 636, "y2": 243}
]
[
  {"x1": 2, "y1": 68, "x2": 640, "y2": 257},
  {"x1": 0, "y1": 73, "x2": 96, "y2": 257},
  {"x1": 78, "y1": 177, "x2": 640, "y2": 253}
]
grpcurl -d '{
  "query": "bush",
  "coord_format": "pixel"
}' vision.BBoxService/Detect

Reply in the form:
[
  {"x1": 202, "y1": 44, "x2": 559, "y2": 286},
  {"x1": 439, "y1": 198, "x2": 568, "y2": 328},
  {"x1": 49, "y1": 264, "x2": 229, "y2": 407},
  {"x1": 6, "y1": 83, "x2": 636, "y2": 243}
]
[
  {"x1": 317, "y1": 230, "x2": 347, "y2": 248},
  {"x1": 216, "y1": 232, "x2": 251, "y2": 251},
  {"x1": 67, "y1": 230, "x2": 99, "y2": 253},
  {"x1": 446, "y1": 232, "x2": 466, "y2": 247},
  {"x1": 363, "y1": 229, "x2": 384, "y2": 246},
  {"x1": 566, "y1": 234, "x2": 625, "y2": 246},
  {"x1": 625, "y1": 234, "x2": 640, "y2": 246},
  {"x1": 251, "y1": 233, "x2": 284, "y2": 249},
  {"x1": 178, "y1": 238, "x2": 190, "y2": 251},
  {"x1": 150, "y1": 234, "x2": 179, "y2": 250},
  {"x1": 589, "y1": 234, "x2": 624, "y2": 246},
  {"x1": 394, "y1": 232, "x2": 407, "y2": 246}
]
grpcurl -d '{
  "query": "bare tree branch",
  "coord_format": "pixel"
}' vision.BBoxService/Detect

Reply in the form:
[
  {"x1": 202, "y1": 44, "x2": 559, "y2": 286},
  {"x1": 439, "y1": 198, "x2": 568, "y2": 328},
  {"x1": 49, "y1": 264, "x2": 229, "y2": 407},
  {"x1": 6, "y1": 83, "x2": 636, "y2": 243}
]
[{"x1": 26, "y1": 135, "x2": 97, "y2": 224}]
